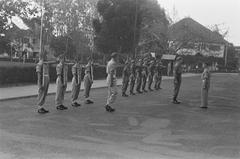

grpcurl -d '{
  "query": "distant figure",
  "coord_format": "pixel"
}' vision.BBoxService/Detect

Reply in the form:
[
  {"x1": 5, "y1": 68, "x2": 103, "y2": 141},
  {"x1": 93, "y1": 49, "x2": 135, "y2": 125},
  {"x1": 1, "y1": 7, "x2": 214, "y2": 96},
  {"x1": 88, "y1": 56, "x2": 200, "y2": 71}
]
[
  {"x1": 167, "y1": 62, "x2": 171, "y2": 76},
  {"x1": 55, "y1": 54, "x2": 68, "y2": 110},
  {"x1": 147, "y1": 60, "x2": 154, "y2": 91},
  {"x1": 136, "y1": 59, "x2": 143, "y2": 94},
  {"x1": 172, "y1": 57, "x2": 183, "y2": 104},
  {"x1": 36, "y1": 56, "x2": 50, "y2": 114},
  {"x1": 157, "y1": 61, "x2": 164, "y2": 89},
  {"x1": 200, "y1": 62, "x2": 211, "y2": 109},
  {"x1": 71, "y1": 57, "x2": 82, "y2": 107},
  {"x1": 129, "y1": 60, "x2": 136, "y2": 95},
  {"x1": 122, "y1": 60, "x2": 130, "y2": 97},
  {"x1": 105, "y1": 53, "x2": 118, "y2": 112},
  {"x1": 141, "y1": 60, "x2": 148, "y2": 92},
  {"x1": 84, "y1": 57, "x2": 94, "y2": 104},
  {"x1": 153, "y1": 62, "x2": 159, "y2": 90}
]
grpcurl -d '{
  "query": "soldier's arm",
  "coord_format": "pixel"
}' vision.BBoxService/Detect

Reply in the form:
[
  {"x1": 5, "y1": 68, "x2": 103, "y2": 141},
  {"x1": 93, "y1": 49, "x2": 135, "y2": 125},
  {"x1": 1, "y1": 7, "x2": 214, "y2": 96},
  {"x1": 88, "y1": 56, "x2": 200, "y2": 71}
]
[{"x1": 36, "y1": 65, "x2": 42, "y2": 88}]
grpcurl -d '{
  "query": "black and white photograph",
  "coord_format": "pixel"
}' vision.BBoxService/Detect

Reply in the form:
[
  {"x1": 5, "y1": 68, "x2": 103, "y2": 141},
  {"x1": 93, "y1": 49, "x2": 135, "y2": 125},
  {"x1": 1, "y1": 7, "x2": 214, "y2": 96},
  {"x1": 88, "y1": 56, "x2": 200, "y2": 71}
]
[{"x1": 0, "y1": 0, "x2": 240, "y2": 158}]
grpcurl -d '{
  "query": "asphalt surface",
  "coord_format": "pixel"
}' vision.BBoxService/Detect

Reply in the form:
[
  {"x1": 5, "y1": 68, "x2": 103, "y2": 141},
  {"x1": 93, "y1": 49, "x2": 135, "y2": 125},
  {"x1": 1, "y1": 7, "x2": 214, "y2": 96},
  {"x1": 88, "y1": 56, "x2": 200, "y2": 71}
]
[{"x1": 0, "y1": 73, "x2": 239, "y2": 159}]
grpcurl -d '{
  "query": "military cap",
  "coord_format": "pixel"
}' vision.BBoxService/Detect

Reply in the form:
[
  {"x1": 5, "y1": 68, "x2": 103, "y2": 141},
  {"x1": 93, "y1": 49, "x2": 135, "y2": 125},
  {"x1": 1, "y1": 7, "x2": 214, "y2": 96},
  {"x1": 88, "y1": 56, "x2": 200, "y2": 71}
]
[{"x1": 111, "y1": 52, "x2": 118, "y2": 58}]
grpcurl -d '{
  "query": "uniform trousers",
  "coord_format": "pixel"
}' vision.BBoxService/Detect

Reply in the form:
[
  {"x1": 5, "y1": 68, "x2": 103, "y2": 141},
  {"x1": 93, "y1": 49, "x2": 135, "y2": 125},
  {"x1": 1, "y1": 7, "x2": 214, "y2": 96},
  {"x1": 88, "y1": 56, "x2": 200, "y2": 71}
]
[
  {"x1": 142, "y1": 75, "x2": 147, "y2": 90},
  {"x1": 129, "y1": 75, "x2": 135, "y2": 93},
  {"x1": 37, "y1": 76, "x2": 49, "y2": 106},
  {"x1": 173, "y1": 77, "x2": 181, "y2": 100},
  {"x1": 71, "y1": 77, "x2": 81, "y2": 103},
  {"x1": 55, "y1": 77, "x2": 67, "y2": 106},
  {"x1": 122, "y1": 77, "x2": 129, "y2": 94},
  {"x1": 106, "y1": 75, "x2": 118, "y2": 106}
]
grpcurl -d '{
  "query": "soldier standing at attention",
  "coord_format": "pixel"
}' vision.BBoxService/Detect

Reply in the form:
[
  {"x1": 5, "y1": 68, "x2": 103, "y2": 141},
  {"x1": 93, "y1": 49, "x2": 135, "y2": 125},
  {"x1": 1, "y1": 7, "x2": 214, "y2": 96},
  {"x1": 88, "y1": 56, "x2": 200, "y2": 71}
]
[
  {"x1": 84, "y1": 57, "x2": 94, "y2": 104},
  {"x1": 200, "y1": 62, "x2": 211, "y2": 109},
  {"x1": 153, "y1": 62, "x2": 159, "y2": 90},
  {"x1": 172, "y1": 57, "x2": 183, "y2": 104},
  {"x1": 36, "y1": 55, "x2": 50, "y2": 114},
  {"x1": 105, "y1": 52, "x2": 118, "y2": 112},
  {"x1": 71, "y1": 57, "x2": 82, "y2": 107},
  {"x1": 141, "y1": 60, "x2": 148, "y2": 92},
  {"x1": 129, "y1": 60, "x2": 136, "y2": 95},
  {"x1": 55, "y1": 54, "x2": 68, "y2": 110},
  {"x1": 157, "y1": 61, "x2": 164, "y2": 89},
  {"x1": 122, "y1": 60, "x2": 130, "y2": 97},
  {"x1": 136, "y1": 59, "x2": 143, "y2": 94},
  {"x1": 147, "y1": 60, "x2": 154, "y2": 91}
]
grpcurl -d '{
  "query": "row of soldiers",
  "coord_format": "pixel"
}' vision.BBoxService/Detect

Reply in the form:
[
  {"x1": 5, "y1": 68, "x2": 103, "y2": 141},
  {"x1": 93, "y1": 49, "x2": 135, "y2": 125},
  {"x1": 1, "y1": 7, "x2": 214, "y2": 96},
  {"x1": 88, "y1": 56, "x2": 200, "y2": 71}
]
[
  {"x1": 36, "y1": 54, "x2": 94, "y2": 114},
  {"x1": 36, "y1": 52, "x2": 210, "y2": 114},
  {"x1": 121, "y1": 58, "x2": 165, "y2": 97}
]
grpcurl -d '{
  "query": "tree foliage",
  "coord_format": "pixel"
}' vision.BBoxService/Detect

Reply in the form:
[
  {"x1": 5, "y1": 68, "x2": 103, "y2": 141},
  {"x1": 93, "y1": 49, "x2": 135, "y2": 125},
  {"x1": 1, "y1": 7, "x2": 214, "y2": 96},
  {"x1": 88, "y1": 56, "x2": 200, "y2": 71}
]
[
  {"x1": 138, "y1": 0, "x2": 169, "y2": 55},
  {"x1": 93, "y1": 0, "x2": 142, "y2": 55},
  {"x1": 93, "y1": 0, "x2": 169, "y2": 56},
  {"x1": 44, "y1": 0, "x2": 97, "y2": 59}
]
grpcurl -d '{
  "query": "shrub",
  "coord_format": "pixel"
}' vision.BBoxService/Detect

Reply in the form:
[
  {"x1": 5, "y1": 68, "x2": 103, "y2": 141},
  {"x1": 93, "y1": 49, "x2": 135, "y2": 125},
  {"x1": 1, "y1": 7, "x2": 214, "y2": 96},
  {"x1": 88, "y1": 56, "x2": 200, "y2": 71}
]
[{"x1": 0, "y1": 62, "x2": 123, "y2": 86}]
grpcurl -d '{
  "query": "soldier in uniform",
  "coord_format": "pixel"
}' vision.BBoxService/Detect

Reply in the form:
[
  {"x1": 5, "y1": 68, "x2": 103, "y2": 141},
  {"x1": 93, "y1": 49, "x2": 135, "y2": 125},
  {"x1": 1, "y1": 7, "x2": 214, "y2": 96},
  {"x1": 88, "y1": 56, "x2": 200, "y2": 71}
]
[
  {"x1": 157, "y1": 61, "x2": 164, "y2": 89},
  {"x1": 200, "y1": 62, "x2": 211, "y2": 109},
  {"x1": 84, "y1": 57, "x2": 94, "y2": 104},
  {"x1": 122, "y1": 60, "x2": 130, "y2": 97},
  {"x1": 36, "y1": 55, "x2": 50, "y2": 114},
  {"x1": 141, "y1": 60, "x2": 148, "y2": 92},
  {"x1": 135, "y1": 59, "x2": 143, "y2": 94},
  {"x1": 71, "y1": 57, "x2": 82, "y2": 107},
  {"x1": 153, "y1": 62, "x2": 159, "y2": 90},
  {"x1": 147, "y1": 60, "x2": 154, "y2": 91},
  {"x1": 129, "y1": 60, "x2": 136, "y2": 95},
  {"x1": 55, "y1": 54, "x2": 68, "y2": 110},
  {"x1": 105, "y1": 52, "x2": 118, "y2": 112},
  {"x1": 172, "y1": 56, "x2": 183, "y2": 104}
]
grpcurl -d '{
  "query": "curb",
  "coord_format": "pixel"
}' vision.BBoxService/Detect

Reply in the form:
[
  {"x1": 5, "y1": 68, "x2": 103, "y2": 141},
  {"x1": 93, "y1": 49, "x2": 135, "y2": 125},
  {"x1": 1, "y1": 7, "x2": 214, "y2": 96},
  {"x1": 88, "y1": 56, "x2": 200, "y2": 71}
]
[{"x1": 0, "y1": 84, "x2": 122, "y2": 102}]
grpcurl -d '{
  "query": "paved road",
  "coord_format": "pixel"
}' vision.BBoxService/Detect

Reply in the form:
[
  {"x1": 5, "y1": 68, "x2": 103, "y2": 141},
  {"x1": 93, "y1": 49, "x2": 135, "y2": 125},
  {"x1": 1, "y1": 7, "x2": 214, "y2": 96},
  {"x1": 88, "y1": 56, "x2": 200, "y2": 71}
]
[{"x1": 0, "y1": 73, "x2": 239, "y2": 159}]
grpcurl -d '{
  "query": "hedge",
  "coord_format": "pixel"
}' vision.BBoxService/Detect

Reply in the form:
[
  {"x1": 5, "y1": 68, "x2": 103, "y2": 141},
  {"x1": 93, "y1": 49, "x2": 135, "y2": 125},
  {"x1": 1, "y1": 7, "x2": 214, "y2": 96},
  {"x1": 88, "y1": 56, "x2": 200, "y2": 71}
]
[{"x1": 0, "y1": 63, "x2": 124, "y2": 86}]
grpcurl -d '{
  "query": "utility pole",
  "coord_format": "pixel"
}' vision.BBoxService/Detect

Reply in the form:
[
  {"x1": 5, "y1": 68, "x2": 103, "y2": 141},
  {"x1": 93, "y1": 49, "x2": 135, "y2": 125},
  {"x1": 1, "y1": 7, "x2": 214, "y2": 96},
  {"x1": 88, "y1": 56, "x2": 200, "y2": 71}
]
[
  {"x1": 39, "y1": 0, "x2": 44, "y2": 60},
  {"x1": 133, "y1": 0, "x2": 138, "y2": 58}
]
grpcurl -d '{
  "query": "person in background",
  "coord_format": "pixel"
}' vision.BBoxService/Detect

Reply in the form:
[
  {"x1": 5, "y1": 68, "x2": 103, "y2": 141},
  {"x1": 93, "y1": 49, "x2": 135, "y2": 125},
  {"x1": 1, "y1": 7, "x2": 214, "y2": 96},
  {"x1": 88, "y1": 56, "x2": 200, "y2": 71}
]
[
  {"x1": 167, "y1": 62, "x2": 171, "y2": 76},
  {"x1": 141, "y1": 60, "x2": 148, "y2": 92},
  {"x1": 129, "y1": 60, "x2": 136, "y2": 95},
  {"x1": 105, "y1": 53, "x2": 118, "y2": 112},
  {"x1": 36, "y1": 53, "x2": 50, "y2": 114},
  {"x1": 71, "y1": 56, "x2": 82, "y2": 107},
  {"x1": 200, "y1": 62, "x2": 211, "y2": 109},
  {"x1": 153, "y1": 61, "x2": 159, "y2": 90},
  {"x1": 122, "y1": 59, "x2": 130, "y2": 97},
  {"x1": 55, "y1": 54, "x2": 68, "y2": 110},
  {"x1": 172, "y1": 56, "x2": 183, "y2": 104},
  {"x1": 157, "y1": 61, "x2": 164, "y2": 90},
  {"x1": 84, "y1": 57, "x2": 94, "y2": 104},
  {"x1": 135, "y1": 59, "x2": 143, "y2": 94},
  {"x1": 147, "y1": 60, "x2": 154, "y2": 91}
]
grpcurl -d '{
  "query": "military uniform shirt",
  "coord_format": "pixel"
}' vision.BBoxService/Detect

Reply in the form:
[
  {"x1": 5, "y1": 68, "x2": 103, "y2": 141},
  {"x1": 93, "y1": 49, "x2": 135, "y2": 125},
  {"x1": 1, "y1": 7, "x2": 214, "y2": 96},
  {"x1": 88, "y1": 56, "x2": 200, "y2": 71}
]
[
  {"x1": 72, "y1": 63, "x2": 81, "y2": 84},
  {"x1": 56, "y1": 63, "x2": 68, "y2": 85},
  {"x1": 106, "y1": 59, "x2": 117, "y2": 78}
]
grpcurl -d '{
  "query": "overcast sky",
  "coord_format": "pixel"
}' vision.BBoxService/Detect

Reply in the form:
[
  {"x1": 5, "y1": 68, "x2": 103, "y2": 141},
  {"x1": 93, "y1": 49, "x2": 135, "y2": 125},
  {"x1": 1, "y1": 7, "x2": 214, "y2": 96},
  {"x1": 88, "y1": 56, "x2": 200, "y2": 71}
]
[{"x1": 158, "y1": 0, "x2": 240, "y2": 46}]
